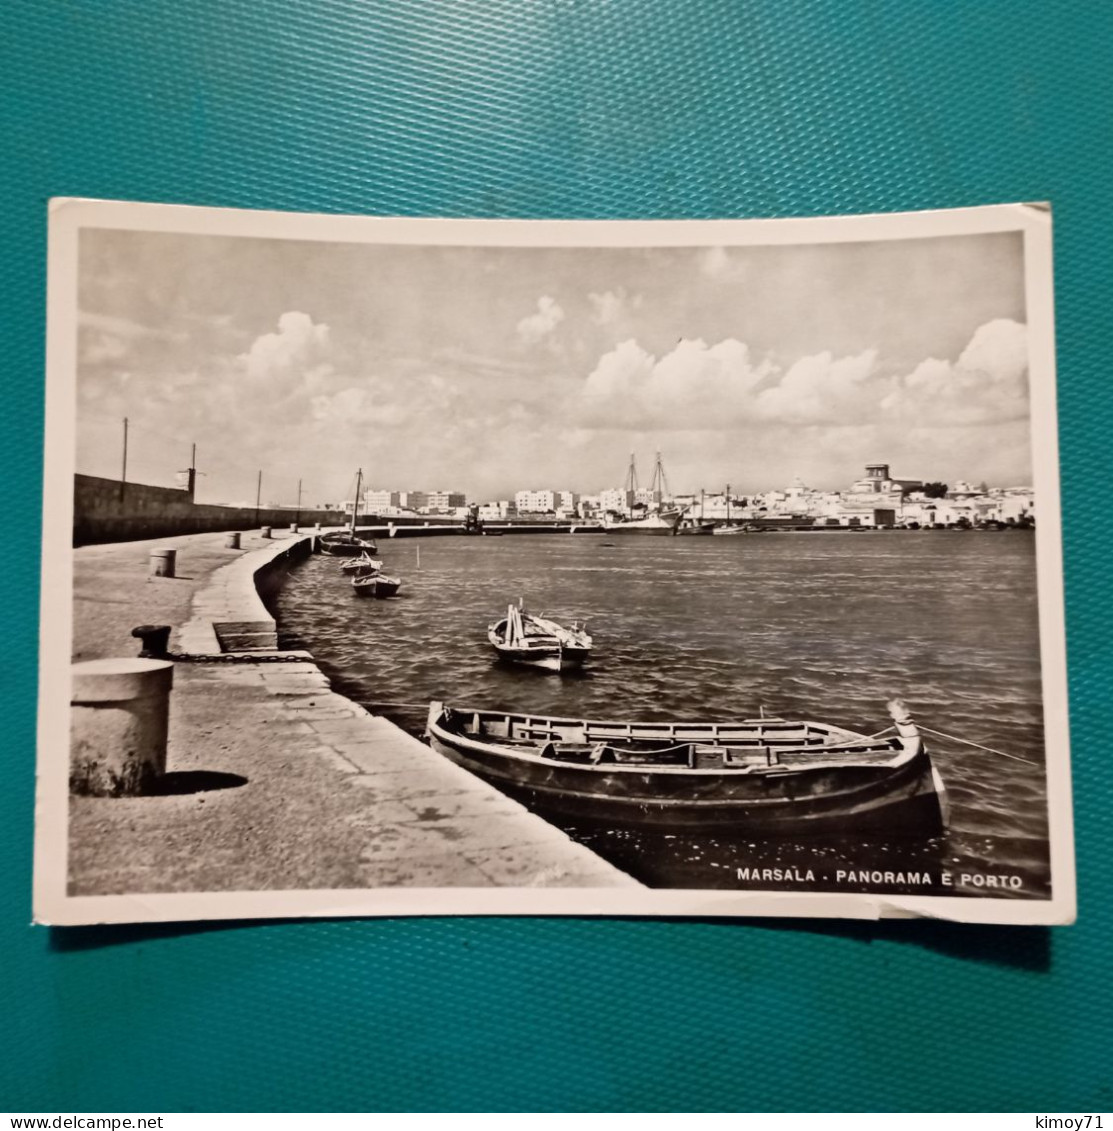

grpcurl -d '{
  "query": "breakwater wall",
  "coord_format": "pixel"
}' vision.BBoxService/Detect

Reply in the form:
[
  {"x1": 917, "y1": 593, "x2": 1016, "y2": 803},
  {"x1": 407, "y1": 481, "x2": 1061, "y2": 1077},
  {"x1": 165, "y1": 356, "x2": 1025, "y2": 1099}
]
[
  {"x1": 74, "y1": 474, "x2": 345, "y2": 546},
  {"x1": 74, "y1": 474, "x2": 604, "y2": 545}
]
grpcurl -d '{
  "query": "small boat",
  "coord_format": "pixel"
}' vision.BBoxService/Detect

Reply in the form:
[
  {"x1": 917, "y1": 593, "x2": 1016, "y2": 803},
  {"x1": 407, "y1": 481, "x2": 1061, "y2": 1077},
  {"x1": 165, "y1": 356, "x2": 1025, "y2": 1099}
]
[
  {"x1": 320, "y1": 531, "x2": 379, "y2": 556},
  {"x1": 320, "y1": 468, "x2": 378, "y2": 556},
  {"x1": 352, "y1": 572, "x2": 401, "y2": 598},
  {"x1": 425, "y1": 699, "x2": 948, "y2": 834},
  {"x1": 340, "y1": 553, "x2": 384, "y2": 576},
  {"x1": 487, "y1": 603, "x2": 593, "y2": 672}
]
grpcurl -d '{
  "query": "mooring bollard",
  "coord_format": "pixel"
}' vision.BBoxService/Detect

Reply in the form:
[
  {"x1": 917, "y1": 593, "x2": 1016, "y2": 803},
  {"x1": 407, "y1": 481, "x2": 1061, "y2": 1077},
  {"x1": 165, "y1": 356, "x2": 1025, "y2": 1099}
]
[
  {"x1": 70, "y1": 658, "x2": 174, "y2": 796},
  {"x1": 148, "y1": 548, "x2": 177, "y2": 578},
  {"x1": 314, "y1": 522, "x2": 322, "y2": 532},
  {"x1": 260, "y1": 525, "x2": 272, "y2": 539},
  {"x1": 225, "y1": 532, "x2": 241, "y2": 549},
  {"x1": 130, "y1": 624, "x2": 172, "y2": 658},
  {"x1": 289, "y1": 522, "x2": 299, "y2": 534}
]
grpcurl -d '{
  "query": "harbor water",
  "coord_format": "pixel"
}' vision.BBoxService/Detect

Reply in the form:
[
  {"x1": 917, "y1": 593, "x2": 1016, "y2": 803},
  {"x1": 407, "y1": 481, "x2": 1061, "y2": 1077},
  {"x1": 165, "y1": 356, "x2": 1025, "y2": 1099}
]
[{"x1": 274, "y1": 531, "x2": 1051, "y2": 898}]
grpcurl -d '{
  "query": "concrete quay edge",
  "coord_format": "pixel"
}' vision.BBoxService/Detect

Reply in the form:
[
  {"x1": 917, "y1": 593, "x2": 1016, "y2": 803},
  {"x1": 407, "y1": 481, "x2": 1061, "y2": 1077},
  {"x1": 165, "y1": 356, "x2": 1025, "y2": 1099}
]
[{"x1": 176, "y1": 531, "x2": 641, "y2": 889}]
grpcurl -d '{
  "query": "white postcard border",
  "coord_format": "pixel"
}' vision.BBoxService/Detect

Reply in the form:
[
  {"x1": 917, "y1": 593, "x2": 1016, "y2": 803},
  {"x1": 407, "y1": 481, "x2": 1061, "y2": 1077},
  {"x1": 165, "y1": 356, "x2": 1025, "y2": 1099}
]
[{"x1": 35, "y1": 199, "x2": 1075, "y2": 927}]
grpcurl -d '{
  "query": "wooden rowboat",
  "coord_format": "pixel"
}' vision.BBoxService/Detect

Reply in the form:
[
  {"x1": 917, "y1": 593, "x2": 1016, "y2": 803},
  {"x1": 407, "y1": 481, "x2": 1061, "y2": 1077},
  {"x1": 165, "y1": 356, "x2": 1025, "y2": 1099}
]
[
  {"x1": 351, "y1": 573, "x2": 401, "y2": 598},
  {"x1": 487, "y1": 603, "x2": 592, "y2": 672},
  {"x1": 340, "y1": 553, "x2": 384, "y2": 576},
  {"x1": 425, "y1": 699, "x2": 948, "y2": 834}
]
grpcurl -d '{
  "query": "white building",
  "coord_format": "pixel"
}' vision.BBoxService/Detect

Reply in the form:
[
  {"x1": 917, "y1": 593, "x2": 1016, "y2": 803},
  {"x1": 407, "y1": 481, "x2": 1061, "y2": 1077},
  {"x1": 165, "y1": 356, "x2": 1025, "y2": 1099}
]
[
  {"x1": 515, "y1": 489, "x2": 557, "y2": 514},
  {"x1": 598, "y1": 486, "x2": 661, "y2": 514},
  {"x1": 364, "y1": 488, "x2": 402, "y2": 512},
  {"x1": 557, "y1": 490, "x2": 579, "y2": 516},
  {"x1": 422, "y1": 490, "x2": 467, "y2": 513},
  {"x1": 477, "y1": 500, "x2": 513, "y2": 520}
]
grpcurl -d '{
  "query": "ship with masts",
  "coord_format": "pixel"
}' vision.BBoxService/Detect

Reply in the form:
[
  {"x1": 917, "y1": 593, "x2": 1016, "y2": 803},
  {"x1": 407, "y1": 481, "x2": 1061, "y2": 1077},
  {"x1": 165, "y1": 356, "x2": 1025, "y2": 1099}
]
[{"x1": 602, "y1": 451, "x2": 684, "y2": 536}]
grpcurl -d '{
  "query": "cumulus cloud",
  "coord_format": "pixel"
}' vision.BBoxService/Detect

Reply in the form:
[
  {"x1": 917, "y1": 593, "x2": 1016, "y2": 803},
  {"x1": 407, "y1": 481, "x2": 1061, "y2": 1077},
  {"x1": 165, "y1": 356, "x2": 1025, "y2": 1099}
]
[
  {"x1": 577, "y1": 319, "x2": 1028, "y2": 432},
  {"x1": 241, "y1": 311, "x2": 332, "y2": 382},
  {"x1": 880, "y1": 319, "x2": 1029, "y2": 425},
  {"x1": 754, "y1": 349, "x2": 881, "y2": 424},
  {"x1": 588, "y1": 288, "x2": 643, "y2": 327},
  {"x1": 581, "y1": 337, "x2": 773, "y2": 428},
  {"x1": 516, "y1": 296, "x2": 565, "y2": 344}
]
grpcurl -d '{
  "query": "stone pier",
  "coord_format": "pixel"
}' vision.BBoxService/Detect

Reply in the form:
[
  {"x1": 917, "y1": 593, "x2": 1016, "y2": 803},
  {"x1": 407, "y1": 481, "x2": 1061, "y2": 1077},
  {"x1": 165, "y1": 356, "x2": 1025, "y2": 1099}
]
[{"x1": 67, "y1": 529, "x2": 638, "y2": 899}]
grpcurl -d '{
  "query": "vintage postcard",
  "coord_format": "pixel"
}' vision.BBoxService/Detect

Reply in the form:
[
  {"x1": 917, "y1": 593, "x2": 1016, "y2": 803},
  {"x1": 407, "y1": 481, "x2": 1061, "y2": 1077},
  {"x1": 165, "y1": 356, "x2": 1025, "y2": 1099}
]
[{"x1": 35, "y1": 199, "x2": 1074, "y2": 925}]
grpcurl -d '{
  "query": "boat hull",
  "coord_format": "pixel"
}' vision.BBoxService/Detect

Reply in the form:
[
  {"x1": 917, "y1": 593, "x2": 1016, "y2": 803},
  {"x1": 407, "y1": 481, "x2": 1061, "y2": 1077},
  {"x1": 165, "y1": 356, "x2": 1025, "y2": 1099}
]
[
  {"x1": 320, "y1": 537, "x2": 378, "y2": 557},
  {"x1": 490, "y1": 645, "x2": 590, "y2": 672},
  {"x1": 352, "y1": 575, "x2": 401, "y2": 598},
  {"x1": 493, "y1": 648, "x2": 564, "y2": 672},
  {"x1": 488, "y1": 611, "x2": 592, "y2": 672},
  {"x1": 341, "y1": 556, "x2": 383, "y2": 576},
  {"x1": 426, "y1": 709, "x2": 946, "y2": 836},
  {"x1": 603, "y1": 509, "x2": 682, "y2": 536}
]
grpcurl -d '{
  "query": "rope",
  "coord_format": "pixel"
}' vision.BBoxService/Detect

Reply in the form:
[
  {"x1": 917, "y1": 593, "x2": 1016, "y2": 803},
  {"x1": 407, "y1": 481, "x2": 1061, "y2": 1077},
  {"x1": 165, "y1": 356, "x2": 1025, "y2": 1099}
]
[
  {"x1": 917, "y1": 724, "x2": 1040, "y2": 767},
  {"x1": 366, "y1": 700, "x2": 431, "y2": 710},
  {"x1": 865, "y1": 725, "x2": 897, "y2": 739}
]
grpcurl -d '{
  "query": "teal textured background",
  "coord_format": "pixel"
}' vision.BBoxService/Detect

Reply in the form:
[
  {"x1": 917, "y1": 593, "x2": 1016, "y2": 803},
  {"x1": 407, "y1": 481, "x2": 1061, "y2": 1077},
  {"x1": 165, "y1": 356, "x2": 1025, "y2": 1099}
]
[{"x1": 3, "y1": 1, "x2": 1110, "y2": 1112}]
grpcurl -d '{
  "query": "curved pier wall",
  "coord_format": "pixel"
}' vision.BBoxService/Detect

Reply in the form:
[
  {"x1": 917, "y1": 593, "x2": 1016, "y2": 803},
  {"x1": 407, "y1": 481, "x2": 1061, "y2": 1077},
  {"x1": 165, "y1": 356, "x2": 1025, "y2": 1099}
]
[
  {"x1": 250, "y1": 535, "x2": 315, "y2": 639},
  {"x1": 73, "y1": 474, "x2": 345, "y2": 546}
]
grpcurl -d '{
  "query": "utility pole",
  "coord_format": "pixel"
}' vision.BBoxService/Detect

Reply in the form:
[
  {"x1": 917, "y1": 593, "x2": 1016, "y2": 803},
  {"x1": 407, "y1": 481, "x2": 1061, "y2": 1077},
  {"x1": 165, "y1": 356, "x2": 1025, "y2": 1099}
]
[
  {"x1": 726, "y1": 483, "x2": 731, "y2": 525},
  {"x1": 120, "y1": 417, "x2": 128, "y2": 502},
  {"x1": 255, "y1": 470, "x2": 262, "y2": 525},
  {"x1": 295, "y1": 478, "x2": 302, "y2": 526},
  {"x1": 700, "y1": 488, "x2": 705, "y2": 522}
]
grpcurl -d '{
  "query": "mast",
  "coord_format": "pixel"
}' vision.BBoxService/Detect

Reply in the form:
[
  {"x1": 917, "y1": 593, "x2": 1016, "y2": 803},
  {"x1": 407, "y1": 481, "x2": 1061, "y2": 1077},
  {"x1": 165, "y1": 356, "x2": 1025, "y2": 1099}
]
[
  {"x1": 351, "y1": 468, "x2": 363, "y2": 537},
  {"x1": 650, "y1": 451, "x2": 669, "y2": 509},
  {"x1": 624, "y1": 452, "x2": 638, "y2": 517}
]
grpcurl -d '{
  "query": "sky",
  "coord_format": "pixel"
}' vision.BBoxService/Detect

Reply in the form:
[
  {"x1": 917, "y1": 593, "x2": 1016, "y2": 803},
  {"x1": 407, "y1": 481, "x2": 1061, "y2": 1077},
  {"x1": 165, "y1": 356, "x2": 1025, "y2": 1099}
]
[{"x1": 74, "y1": 226, "x2": 1030, "y2": 506}]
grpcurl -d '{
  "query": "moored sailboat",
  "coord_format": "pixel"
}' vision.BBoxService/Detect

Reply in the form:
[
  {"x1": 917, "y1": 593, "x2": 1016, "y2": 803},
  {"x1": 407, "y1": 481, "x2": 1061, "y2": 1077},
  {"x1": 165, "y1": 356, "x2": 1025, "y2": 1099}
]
[{"x1": 319, "y1": 468, "x2": 379, "y2": 556}]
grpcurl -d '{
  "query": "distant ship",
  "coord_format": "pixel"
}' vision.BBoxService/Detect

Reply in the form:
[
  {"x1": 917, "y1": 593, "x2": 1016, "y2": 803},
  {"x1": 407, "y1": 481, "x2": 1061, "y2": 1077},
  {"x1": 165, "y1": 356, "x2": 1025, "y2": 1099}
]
[
  {"x1": 603, "y1": 510, "x2": 683, "y2": 535},
  {"x1": 603, "y1": 451, "x2": 684, "y2": 536}
]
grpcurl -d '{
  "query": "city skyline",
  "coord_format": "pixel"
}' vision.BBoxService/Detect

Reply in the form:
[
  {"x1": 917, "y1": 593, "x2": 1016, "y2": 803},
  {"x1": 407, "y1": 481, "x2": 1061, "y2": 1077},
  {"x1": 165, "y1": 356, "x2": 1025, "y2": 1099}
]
[{"x1": 76, "y1": 228, "x2": 1030, "y2": 504}]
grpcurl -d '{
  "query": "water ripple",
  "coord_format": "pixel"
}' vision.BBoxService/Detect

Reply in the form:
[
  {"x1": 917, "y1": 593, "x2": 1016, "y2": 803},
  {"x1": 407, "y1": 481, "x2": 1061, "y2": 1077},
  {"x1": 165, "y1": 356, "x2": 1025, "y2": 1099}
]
[{"x1": 275, "y1": 531, "x2": 1051, "y2": 897}]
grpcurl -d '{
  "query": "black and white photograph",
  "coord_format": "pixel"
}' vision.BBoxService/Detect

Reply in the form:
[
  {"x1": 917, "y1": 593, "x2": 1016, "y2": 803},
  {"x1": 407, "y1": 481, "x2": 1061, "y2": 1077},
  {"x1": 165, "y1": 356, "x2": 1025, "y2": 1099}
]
[{"x1": 36, "y1": 200, "x2": 1074, "y2": 925}]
